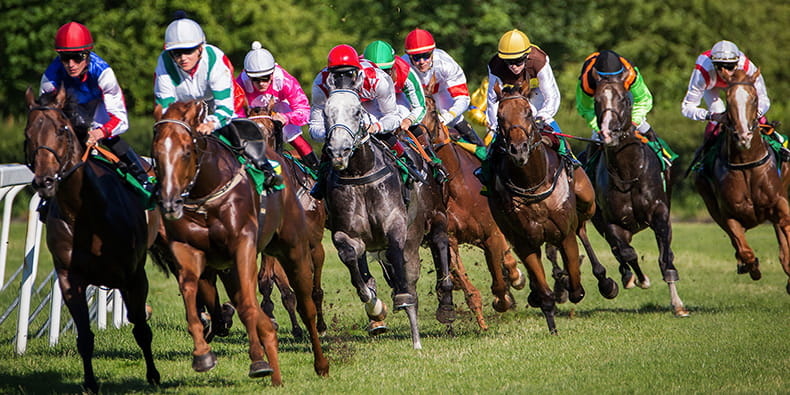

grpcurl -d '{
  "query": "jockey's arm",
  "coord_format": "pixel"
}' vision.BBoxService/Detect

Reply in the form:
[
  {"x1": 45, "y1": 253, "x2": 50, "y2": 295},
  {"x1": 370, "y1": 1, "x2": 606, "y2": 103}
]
[
  {"x1": 534, "y1": 60, "x2": 560, "y2": 122},
  {"x1": 308, "y1": 77, "x2": 328, "y2": 142},
  {"x1": 485, "y1": 72, "x2": 501, "y2": 132},
  {"x1": 681, "y1": 68, "x2": 718, "y2": 121},
  {"x1": 372, "y1": 75, "x2": 400, "y2": 132},
  {"x1": 575, "y1": 82, "x2": 598, "y2": 132},
  {"x1": 401, "y1": 71, "x2": 427, "y2": 126},
  {"x1": 279, "y1": 68, "x2": 312, "y2": 127},
  {"x1": 754, "y1": 71, "x2": 771, "y2": 117},
  {"x1": 630, "y1": 68, "x2": 653, "y2": 127}
]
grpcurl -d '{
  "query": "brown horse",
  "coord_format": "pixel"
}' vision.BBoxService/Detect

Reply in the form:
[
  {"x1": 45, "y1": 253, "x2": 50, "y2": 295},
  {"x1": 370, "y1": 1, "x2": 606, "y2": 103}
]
[
  {"x1": 488, "y1": 83, "x2": 616, "y2": 334},
  {"x1": 151, "y1": 101, "x2": 328, "y2": 385},
  {"x1": 588, "y1": 70, "x2": 688, "y2": 316},
  {"x1": 24, "y1": 86, "x2": 162, "y2": 392},
  {"x1": 694, "y1": 69, "x2": 790, "y2": 294},
  {"x1": 417, "y1": 93, "x2": 525, "y2": 330},
  {"x1": 248, "y1": 104, "x2": 327, "y2": 338}
]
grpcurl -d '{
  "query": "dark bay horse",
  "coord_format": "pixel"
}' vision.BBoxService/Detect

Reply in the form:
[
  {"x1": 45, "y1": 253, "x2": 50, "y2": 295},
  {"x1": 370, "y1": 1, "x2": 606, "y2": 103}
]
[
  {"x1": 588, "y1": 70, "x2": 688, "y2": 316},
  {"x1": 322, "y1": 89, "x2": 453, "y2": 349},
  {"x1": 24, "y1": 86, "x2": 162, "y2": 392},
  {"x1": 151, "y1": 101, "x2": 328, "y2": 385},
  {"x1": 488, "y1": 83, "x2": 616, "y2": 334},
  {"x1": 694, "y1": 69, "x2": 790, "y2": 294},
  {"x1": 248, "y1": 104, "x2": 327, "y2": 338},
  {"x1": 418, "y1": 93, "x2": 526, "y2": 330}
]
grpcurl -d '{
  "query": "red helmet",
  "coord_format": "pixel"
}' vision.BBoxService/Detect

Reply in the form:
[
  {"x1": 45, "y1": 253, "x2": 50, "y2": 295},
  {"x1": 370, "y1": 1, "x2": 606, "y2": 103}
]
[
  {"x1": 55, "y1": 22, "x2": 94, "y2": 52},
  {"x1": 404, "y1": 28, "x2": 435, "y2": 54},
  {"x1": 327, "y1": 44, "x2": 362, "y2": 69}
]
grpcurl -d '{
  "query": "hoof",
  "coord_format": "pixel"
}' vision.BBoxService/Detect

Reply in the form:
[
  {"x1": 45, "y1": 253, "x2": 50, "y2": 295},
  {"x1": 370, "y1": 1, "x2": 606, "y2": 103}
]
[
  {"x1": 147, "y1": 369, "x2": 161, "y2": 386},
  {"x1": 214, "y1": 302, "x2": 235, "y2": 338},
  {"x1": 436, "y1": 304, "x2": 455, "y2": 324},
  {"x1": 82, "y1": 379, "x2": 99, "y2": 394},
  {"x1": 292, "y1": 325, "x2": 305, "y2": 339},
  {"x1": 527, "y1": 291, "x2": 542, "y2": 308},
  {"x1": 599, "y1": 278, "x2": 619, "y2": 299},
  {"x1": 192, "y1": 351, "x2": 217, "y2": 372},
  {"x1": 637, "y1": 275, "x2": 651, "y2": 289},
  {"x1": 492, "y1": 293, "x2": 514, "y2": 312},
  {"x1": 674, "y1": 305, "x2": 690, "y2": 317},
  {"x1": 270, "y1": 317, "x2": 280, "y2": 331},
  {"x1": 145, "y1": 304, "x2": 153, "y2": 321},
  {"x1": 393, "y1": 293, "x2": 416, "y2": 310},
  {"x1": 249, "y1": 360, "x2": 274, "y2": 378},
  {"x1": 366, "y1": 320, "x2": 388, "y2": 336},
  {"x1": 622, "y1": 273, "x2": 636, "y2": 289},
  {"x1": 511, "y1": 268, "x2": 526, "y2": 290},
  {"x1": 200, "y1": 311, "x2": 214, "y2": 343},
  {"x1": 569, "y1": 288, "x2": 585, "y2": 304},
  {"x1": 366, "y1": 299, "x2": 388, "y2": 322}
]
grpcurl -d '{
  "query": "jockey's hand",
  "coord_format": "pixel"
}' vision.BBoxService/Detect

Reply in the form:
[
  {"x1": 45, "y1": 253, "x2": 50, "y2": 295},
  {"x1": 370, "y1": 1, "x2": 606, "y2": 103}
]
[
  {"x1": 400, "y1": 118, "x2": 413, "y2": 131},
  {"x1": 86, "y1": 128, "x2": 104, "y2": 146},
  {"x1": 271, "y1": 112, "x2": 288, "y2": 125},
  {"x1": 196, "y1": 121, "x2": 215, "y2": 135},
  {"x1": 534, "y1": 117, "x2": 546, "y2": 131},
  {"x1": 365, "y1": 123, "x2": 381, "y2": 134},
  {"x1": 709, "y1": 112, "x2": 728, "y2": 124}
]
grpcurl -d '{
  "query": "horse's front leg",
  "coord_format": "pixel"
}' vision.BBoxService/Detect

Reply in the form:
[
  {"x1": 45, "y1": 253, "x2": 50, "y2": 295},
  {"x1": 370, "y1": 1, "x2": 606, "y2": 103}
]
[
  {"x1": 723, "y1": 218, "x2": 761, "y2": 280},
  {"x1": 120, "y1": 270, "x2": 161, "y2": 386},
  {"x1": 171, "y1": 243, "x2": 215, "y2": 373},
  {"x1": 513, "y1": 245, "x2": 557, "y2": 335},
  {"x1": 426, "y1": 217, "x2": 455, "y2": 324},
  {"x1": 558, "y1": 231, "x2": 585, "y2": 304},
  {"x1": 482, "y1": 232, "x2": 518, "y2": 312},
  {"x1": 449, "y1": 238, "x2": 488, "y2": 330},
  {"x1": 603, "y1": 224, "x2": 649, "y2": 289},
  {"x1": 577, "y1": 221, "x2": 618, "y2": 299},
  {"x1": 651, "y1": 204, "x2": 689, "y2": 317},
  {"x1": 57, "y1": 271, "x2": 98, "y2": 393},
  {"x1": 333, "y1": 232, "x2": 387, "y2": 333}
]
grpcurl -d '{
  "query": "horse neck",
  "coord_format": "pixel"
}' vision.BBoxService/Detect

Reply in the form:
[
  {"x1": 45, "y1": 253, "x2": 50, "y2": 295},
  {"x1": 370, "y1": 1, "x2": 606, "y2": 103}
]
[
  {"x1": 342, "y1": 140, "x2": 379, "y2": 177},
  {"x1": 724, "y1": 126, "x2": 767, "y2": 162},
  {"x1": 189, "y1": 137, "x2": 239, "y2": 198},
  {"x1": 507, "y1": 144, "x2": 549, "y2": 187},
  {"x1": 603, "y1": 134, "x2": 646, "y2": 179}
]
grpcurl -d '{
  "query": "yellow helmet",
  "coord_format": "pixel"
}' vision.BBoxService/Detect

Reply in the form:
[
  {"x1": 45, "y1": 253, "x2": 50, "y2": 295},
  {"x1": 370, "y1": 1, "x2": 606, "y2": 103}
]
[{"x1": 498, "y1": 29, "x2": 532, "y2": 59}]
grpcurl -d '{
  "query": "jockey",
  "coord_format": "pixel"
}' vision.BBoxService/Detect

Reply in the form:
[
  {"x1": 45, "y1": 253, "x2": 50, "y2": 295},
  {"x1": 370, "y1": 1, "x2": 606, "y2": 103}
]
[
  {"x1": 363, "y1": 40, "x2": 427, "y2": 132},
  {"x1": 402, "y1": 28, "x2": 485, "y2": 147},
  {"x1": 40, "y1": 22, "x2": 154, "y2": 193},
  {"x1": 681, "y1": 40, "x2": 789, "y2": 160},
  {"x1": 308, "y1": 44, "x2": 401, "y2": 199},
  {"x1": 153, "y1": 15, "x2": 282, "y2": 187},
  {"x1": 236, "y1": 41, "x2": 319, "y2": 171},
  {"x1": 486, "y1": 29, "x2": 563, "y2": 141},
  {"x1": 576, "y1": 50, "x2": 654, "y2": 139}
]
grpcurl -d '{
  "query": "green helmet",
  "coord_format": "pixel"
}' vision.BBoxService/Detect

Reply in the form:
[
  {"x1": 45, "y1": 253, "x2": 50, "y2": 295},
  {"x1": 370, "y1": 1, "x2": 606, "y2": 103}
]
[{"x1": 363, "y1": 40, "x2": 396, "y2": 69}]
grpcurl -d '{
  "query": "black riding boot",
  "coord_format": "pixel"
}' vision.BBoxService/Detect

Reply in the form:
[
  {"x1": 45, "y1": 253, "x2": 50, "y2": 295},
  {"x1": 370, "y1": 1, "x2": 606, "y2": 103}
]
[
  {"x1": 243, "y1": 139, "x2": 284, "y2": 188},
  {"x1": 105, "y1": 137, "x2": 155, "y2": 194},
  {"x1": 453, "y1": 119, "x2": 485, "y2": 146},
  {"x1": 310, "y1": 156, "x2": 330, "y2": 200},
  {"x1": 302, "y1": 151, "x2": 320, "y2": 172}
]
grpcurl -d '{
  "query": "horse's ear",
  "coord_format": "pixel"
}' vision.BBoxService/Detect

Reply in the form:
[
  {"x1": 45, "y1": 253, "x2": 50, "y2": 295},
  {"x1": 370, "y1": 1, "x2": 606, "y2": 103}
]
[
  {"x1": 352, "y1": 69, "x2": 364, "y2": 91},
  {"x1": 153, "y1": 104, "x2": 163, "y2": 122},
  {"x1": 25, "y1": 86, "x2": 36, "y2": 110},
  {"x1": 267, "y1": 96, "x2": 276, "y2": 113},
  {"x1": 426, "y1": 75, "x2": 437, "y2": 95},
  {"x1": 750, "y1": 67, "x2": 761, "y2": 83},
  {"x1": 53, "y1": 85, "x2": 67, "y2": 109},
  {"x1": 519, "y1": 82, "x2": 530, "y2": 97},
  {"x1": 326, "y1": 72, "x2": 337, "y2": 91}
]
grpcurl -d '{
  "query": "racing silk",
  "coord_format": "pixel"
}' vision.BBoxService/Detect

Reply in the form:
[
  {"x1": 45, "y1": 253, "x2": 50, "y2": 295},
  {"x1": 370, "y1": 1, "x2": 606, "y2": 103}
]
[
  {"x1": 485, "y1": 46, "x2": 561, "y2": 131},
  {"x1": 390, "y1": 56, "x2": 426, "y2": 124},
  {"x1": 403, "y1": 48, "x2": 469, "y2": 127},
  {"x1": 681, "y1": 50, "x2": 770, "y2": 121},
  {"x1": 235, "y1": 65, "x2": 310, "y2": 127},
  {"x1": 154, "y1": 44, "x2": 236, "y2": 130},
  {"x1": 575, "y1": 52, "x2": 653, "y2": 132},
  {"x1": 40, "y1": 52, "x2": 128, "y2": 138},
  {"x1": 309, "y1": 59, "x2": 399, "y2": 142}
]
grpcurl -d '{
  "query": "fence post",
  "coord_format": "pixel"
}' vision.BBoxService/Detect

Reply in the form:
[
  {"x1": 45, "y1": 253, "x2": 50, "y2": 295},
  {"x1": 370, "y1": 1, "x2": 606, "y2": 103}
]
[
  {"x1": 15, "y1": 194, "x2": 42, "y2": 355},
  {"x1": 48, "y1": 275, "x2": 62, "y2": 346},
  {"x1": 0, "y1": 185, "x2": 26, "y2": 289}
]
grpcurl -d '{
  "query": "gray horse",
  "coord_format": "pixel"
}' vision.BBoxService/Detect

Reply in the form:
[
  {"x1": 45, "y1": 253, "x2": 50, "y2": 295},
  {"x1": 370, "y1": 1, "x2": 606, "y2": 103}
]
[{"x1": 322, "y1": 89, "x2": 453, "y2": 349}]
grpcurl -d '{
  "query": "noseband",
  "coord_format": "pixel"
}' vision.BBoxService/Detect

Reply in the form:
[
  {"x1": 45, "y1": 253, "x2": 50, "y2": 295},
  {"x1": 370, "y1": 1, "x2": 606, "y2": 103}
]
[
  {"x1": 326, "y1": 89, "x2": 370, "y2": 150},
  {"x1": 26, "y1": 106, "x2": 82, "y2": 182}
]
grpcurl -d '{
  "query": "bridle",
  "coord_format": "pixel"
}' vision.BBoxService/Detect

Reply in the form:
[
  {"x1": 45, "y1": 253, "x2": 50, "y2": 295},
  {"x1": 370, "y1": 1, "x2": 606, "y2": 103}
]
[
  {"x1": 595, "y1": 81, "x2": 633, "y2": 139},
  {"x1": 497, "y1": 94, "x2": 542, "y2": 157},
  {"x1": 723, "y1": 80, "x2": 767, "y2": 169},
  {"x1": 325, "y1": 89, "x2": 371, "y2": 151},
  {"x1": 25, "y1": 106, "x2": 83, "y2": 184},
  {"x1": 152, "y1": 118, "x2": 203, "y2": 198}
]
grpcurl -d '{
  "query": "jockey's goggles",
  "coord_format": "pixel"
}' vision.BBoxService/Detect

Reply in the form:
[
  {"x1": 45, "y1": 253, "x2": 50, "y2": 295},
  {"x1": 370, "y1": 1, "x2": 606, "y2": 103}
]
[
  {"x1": 504, "y1": 54, "x2": 528, "y2": 66},
  {"x1": 714, "y1": 62, "x2": 737, "y2": 71},
  {"x1": 409, "y1": 51, "x2": 433, "y2": 63},
  {"x1": 251, "y1": 74, "x2": 272, "y2": 83},
  {"x1": 59, "y1": 51, "x2": 88, "y2": 63},
  {"x1": 169, "y1": 46, "x2": 200, "y2": 58}
]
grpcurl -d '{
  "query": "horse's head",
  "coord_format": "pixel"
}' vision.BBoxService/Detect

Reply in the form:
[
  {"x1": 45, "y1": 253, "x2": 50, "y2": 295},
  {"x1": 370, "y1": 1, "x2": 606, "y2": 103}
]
[
  {"x1": 24, "y1": 86, "x2": 83, "y2": 198},
  {"x1": 152, "y1": 100, "x2": 207, "y2": 220},
  {"x1": 323, "y1": 89, "x2": 368, "y2": 170},
  {"x1": 247, "y1": 99, "x2": 280, "y2": 152},
  {"x1": 494, "y1": 83, "x2": 541, "y2": 166},
  {"x1": 723, "y1": 69, "x2": 761, "y2": 151},
  {"x1": 592, "y1": 69, "x2": 633, "y2": 147},
  {"x1": 419, "y1": 76, "x2": 446, "y2": 144}
]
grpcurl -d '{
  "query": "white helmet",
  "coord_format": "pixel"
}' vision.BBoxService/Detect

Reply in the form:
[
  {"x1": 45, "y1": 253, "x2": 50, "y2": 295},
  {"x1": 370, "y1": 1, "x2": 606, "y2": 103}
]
[
  {"x1": 164, "y1": 18, "x2": 205, "y2": 50},
  {"x1": 710, "y1": 40, "x2": 740, "y2": 63},
  {"x1": 244, "y1": 41, "x2": 275, "y2": 77}
]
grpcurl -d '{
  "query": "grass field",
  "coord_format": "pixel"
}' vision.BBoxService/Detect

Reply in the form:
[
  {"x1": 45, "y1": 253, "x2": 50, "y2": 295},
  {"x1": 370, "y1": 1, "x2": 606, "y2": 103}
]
[{"x1": 0, "y1": 221, "x2": 788, "y2": 394}]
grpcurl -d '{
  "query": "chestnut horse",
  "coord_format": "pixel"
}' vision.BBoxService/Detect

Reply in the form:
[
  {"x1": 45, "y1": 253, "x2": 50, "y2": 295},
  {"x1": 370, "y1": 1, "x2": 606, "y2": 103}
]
[
  {"x1": 588, "y1": 71, "x2": 688, "y2": 316},
  {"x1": 694, "y1": 69, "x2": 790, "y2": 294},
  {"x1": 248, "y1": 105, "x2": 327, "y2": 338},
  {"x1": 321, "y1": 89, "x2": 453, "y2": 349},
  {"x1": 24, "y1": 86, "x2": 162, "y2": 392},
  {"x1": 418, "y1": 93, "x2": 526, "y2": 330},
  {"x1": 488, "y1": 83, "x2": 617, "y2": 334},
  {"x1": 151, "y1": 101, "x2": 328, "y2": 385}
]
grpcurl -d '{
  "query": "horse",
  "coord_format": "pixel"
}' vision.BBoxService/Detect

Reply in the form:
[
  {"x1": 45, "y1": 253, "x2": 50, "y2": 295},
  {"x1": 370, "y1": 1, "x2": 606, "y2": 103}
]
[
  {"x1": 321, "y1": 88, "x2": 453, "y2": 349},
  {"x1": 151, "y1": 100, "x2": 328, "y2": 385},
  {"x1": 694, "y1": 69, "x2": 790, "y2": 294},
  {"x1": 417, "y1": 92, "x2": 527, "y2": 330},
  {"x1": 487, "y1": 83, "x2": 617, "y2": 334},
  {"x1": 247, "y1": 104, "x2": 327, "y2": 338},
  {"x1": 23, "y1": 86, "x2": 162, "y2": 393},
  {"x1": 587, "y1": 70, "x2": 688, "y2": 316}
]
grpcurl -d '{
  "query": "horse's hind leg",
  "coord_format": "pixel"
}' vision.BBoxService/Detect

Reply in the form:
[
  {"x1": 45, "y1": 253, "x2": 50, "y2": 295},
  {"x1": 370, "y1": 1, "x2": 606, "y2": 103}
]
[
  {"x1": 651, "y1": 205, "x2": 688, "y2": 317},
  {"x1": 310, "y1": 242, "x2": 327, "y2": 335},
  {"x1": 121, "y1": 270, "x2": 161, "y2": 386},
  {"x1": 577, "y1": 222, "x2": 618, "y2": 299},
  {"x1": 272, "y1": 260, "x2": 304, "y2": 339},
  {"x1": 58, "y1": 274, "x2": 99, "y2": 393},
  {"x1": 448, "y1": 239, "x2": 487, "y2": 330},
  {"x1": 427, "y1": 220, "x2": 455, "y2": 324},
  {"x1": 545, "y1": 244, "x2": 569, "y2": 303},
  {"x1": 257, "y1": 257, "x2": 279, "y2": 330},
  {"x1": 774, "y1": 215, "x2": 790, "y2": 294}
]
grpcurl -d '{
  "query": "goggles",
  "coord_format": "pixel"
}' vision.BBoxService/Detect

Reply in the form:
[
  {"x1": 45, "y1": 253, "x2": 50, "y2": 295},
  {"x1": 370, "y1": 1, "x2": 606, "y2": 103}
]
[
  {"x1": 713, "y1": 62, "x2": 737, "y2": 71},
  {"x1": 409, "y1": 51, "x2": 432, "y2": 63},
  {"x1": 169, "y1": 46, "x2": 200, "y2": 59},
  {"x1": 503, "y1": 54, "x2": 528, "y2": 67},
  {"x1": 59, "y1": 51, "x2": 88, "y2": 63},
  {"x1": 251, "y1": 74, "x2": 272, "y2": 83}
]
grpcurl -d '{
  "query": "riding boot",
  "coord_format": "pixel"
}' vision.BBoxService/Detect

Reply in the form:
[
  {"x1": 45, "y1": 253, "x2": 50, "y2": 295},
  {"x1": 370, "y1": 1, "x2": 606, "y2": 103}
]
[
  {"x1": 310, "y1": 155, "x2": 330, "y2": 200},
  {"x1": 243, "y1": 139, "x2": 284, "y2": 188},
  {"x1": 767, "y1": 131, "x2": 790, "y2": 162},
  {"x1": 302, "y1": 151, "x2": 320, "y2": 172},
  {"x1": 453, "y1": 119, "x2": 485, "y2": 146},
  {"x1": 105, "y1": 137, "x2": 155, "y2": 194}
]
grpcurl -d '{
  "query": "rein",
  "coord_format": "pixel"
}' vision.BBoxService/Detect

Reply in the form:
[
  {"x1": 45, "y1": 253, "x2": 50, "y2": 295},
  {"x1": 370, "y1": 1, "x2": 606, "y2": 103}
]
[
  {"x1": 152, "y1": 118, "x2": 206, "y2": 200},
  {"x1": 504, "y1": 156, "x2": 565, "y2": 204},
  {"x1": 723, "y1": 79, "x2": 767, "y2": 170},
  {"x1": 27, "y1": 106, "x2": 86, "y2": 183}
]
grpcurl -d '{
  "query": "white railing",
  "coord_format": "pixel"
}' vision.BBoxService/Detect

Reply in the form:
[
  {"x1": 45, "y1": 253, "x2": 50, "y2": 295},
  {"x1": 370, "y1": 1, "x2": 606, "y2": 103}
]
[{"x1": 0, "y1": 164, "x2": 125, "y2": 355}]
